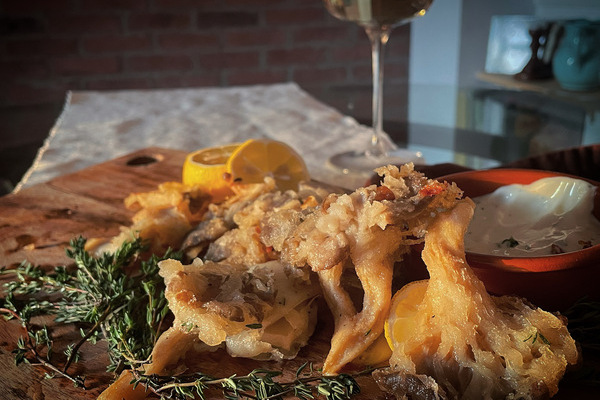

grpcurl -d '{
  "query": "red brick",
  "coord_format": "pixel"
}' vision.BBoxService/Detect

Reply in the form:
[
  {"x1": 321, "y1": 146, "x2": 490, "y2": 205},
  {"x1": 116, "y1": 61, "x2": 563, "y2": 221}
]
[
  {"x1": 5, "y1": 38, "x2": 78, "y2": 57},
  {"x1": 220, "y1": 0, "x2": 279, "y2": 6},
  {"x1": 197, "y1": 12, "x2": 259, "y2": 29},
  {"x1": 157, "y1": 33, "x2": 220, "y2": 51},
  {"x1": 331, "y1": 43, "x2": 371, "y2": 63},
  {"x1": 384, "y1": 61, "x2": 409, "y2": 81},
  {"x1": 267, "y1": 47, "x2": 327, "y2": 67},
  {"x1": 351, "y1": 64, "x2": 374, "y2": 81},
  {"x1": 293, "y1": 67, "x2": 347, "y2": 85},
  {"x1": 0, "y1": 103, "x2": 63, "y2": 148},
  {"x1": 157, "y1": 0, "x2": 272, "y2": 6},
  {"x1": 0, "y1": 16, "x2": 45, "y2": 35},
  {"x1": 354, "y1": 28, "x2": 371, "y2": 43},
  {"x1": 226, "y1": 69, "x2": 288, "y2": 86},
  {"x1": 127, "y1": 54, "x2": 193, "y2": 72},
  {"x1": 351, "y1": 60, "x2": 407, "y2": 82},
  {"x1": 1, "y1": 0, "x2": 72, "y2": 14},
  {"x1": 0, "y1": 60, "x2": 51, "y2": 79},
  {"x1": 79, "y1": 0, "x2": 148, "y2": 11},
  {"x1": 383, "y1": 86, "x2": 409, "y2": 104},
  {"x1": 86, "y1": 77, "x2": 152, "y2": 90},
  {"x1": 154, "y1": 0, "x2": 207, "y2": 8},
  {"x1": 265, "y1": 7, "x2": 325, "y2": 26},
  {"x1": 2, "y1": 82, "x2": 69, "y2": 106},
  {"x1": 52, "y1": 56, "x2": 120, "y2": 76},
  {"x1": 197, "y1": 51, "x2": 260, "y2": 70},
  {"x1": 380, "y1": 87, "x2": 408, "y2": 120},
  {"x1": 394, "y1": 24, "x2": 411, "y2": 38},
  {"x1": 47, "y1": 15, "x2": 122, "y2": 34},
  {"x1": 83, "y1": 34, "x2": 152, "y2": 54},
  {"x1": 153, "y1": 73, "x2": 222, "y2": 88},
  {"x1": 387, "y1": 33, "x2": 410, "y2": 59},
  {"x1": 128, "y1": 12, "x2": 191, "y2": 31},
  {"x1": 293, "y1": 26, "x2": 351, "y2": 44},
  {"x1": 225, "y1": 29, "x2": 286, "y2": 48}
]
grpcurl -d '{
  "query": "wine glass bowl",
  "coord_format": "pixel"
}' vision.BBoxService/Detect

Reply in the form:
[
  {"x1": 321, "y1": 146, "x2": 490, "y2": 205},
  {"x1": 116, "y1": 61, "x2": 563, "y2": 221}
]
[
  {"x1": 323, "y1": 0, "x2": 434, "y2": 175},
  {"x1": 323, "y1": 0, "x2": 433, "y2": 29}
]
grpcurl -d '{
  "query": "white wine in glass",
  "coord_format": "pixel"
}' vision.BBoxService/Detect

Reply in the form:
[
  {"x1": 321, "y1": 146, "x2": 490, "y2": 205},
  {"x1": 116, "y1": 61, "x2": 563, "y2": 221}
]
[{"x1": 324, "y1": 0, "x2": 433, "y2": 174}]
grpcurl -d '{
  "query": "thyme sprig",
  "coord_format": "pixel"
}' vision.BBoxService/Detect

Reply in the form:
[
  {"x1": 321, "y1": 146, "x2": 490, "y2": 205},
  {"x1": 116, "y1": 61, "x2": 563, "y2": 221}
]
[
  {"x1": 5, "y1": 315, "x2": 87, "y2": 388},
  {"x1": 131, "y1": 362, "x2": 366, "y2": 400},
  {"x1": 0, "y1": 236, "x2": 179, "y2": 386},
  {"x1": 0, "y1": 238, "x2": 368, "y2": 399}
]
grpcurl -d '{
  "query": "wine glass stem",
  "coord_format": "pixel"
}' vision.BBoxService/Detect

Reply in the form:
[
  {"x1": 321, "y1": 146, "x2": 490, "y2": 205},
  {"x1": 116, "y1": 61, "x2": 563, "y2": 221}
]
[{"x1": 366, "y1": 26, "x2": 393, "y2": 157}]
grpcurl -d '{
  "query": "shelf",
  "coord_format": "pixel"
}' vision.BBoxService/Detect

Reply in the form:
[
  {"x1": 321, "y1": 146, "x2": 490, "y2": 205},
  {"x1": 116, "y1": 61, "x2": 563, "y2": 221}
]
[{"x1": 476, "y1": 72, "x2": 600, "y2": 112}]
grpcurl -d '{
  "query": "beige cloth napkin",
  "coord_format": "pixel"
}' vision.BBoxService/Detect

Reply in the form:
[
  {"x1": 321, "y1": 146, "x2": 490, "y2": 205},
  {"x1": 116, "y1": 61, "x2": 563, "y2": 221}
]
[{"x1": 17, "y1": 83, "x2": 382, "y2": 190}]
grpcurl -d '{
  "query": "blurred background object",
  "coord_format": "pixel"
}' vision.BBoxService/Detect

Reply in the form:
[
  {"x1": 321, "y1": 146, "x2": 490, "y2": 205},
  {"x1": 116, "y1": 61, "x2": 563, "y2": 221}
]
[
  {"x1": 1, "y1": 0, "x2": 599, "y2": 196},
  {"x1": 485, "y1": 15, "x2": 546, "y2": 76},
  {"x1": 0, "y1": 0, "x2": 410, "y2": 194},
  {"x1": 552, "y1": 19, "x2": 600, "y2": 91}
]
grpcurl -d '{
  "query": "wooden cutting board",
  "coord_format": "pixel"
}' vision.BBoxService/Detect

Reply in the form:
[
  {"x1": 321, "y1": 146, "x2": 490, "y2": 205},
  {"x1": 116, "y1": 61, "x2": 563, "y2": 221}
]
[
  {"x1": 0, "y1": 148, "x2": 183, "y2": 399},
  {"x1": 0, "y1": 148, "x2": 594, "y2": 399},
  {"x1": 0, "y1": 148, "x2": 383, "y2": 400}
]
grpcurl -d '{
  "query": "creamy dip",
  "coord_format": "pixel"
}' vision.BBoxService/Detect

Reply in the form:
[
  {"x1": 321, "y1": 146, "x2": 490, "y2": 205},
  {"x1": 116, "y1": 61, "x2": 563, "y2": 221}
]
[{"x1": 465, "y1": 177, "x2": 600, "y2": 256}]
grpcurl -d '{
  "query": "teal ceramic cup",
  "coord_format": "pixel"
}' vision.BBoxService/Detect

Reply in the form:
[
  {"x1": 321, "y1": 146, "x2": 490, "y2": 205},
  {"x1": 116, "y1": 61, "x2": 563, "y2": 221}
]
[{"x1": 552, "y1": 20, "x2": 600, "y2": 91}]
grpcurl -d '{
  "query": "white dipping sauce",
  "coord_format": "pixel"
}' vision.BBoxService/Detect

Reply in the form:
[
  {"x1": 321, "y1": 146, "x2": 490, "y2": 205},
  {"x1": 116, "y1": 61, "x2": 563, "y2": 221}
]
[{"x1": 465, "y1": 177, "x2": 600, "y2": 256}]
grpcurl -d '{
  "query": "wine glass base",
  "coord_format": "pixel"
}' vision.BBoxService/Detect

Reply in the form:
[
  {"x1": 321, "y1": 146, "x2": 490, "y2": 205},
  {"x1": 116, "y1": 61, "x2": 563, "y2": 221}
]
[{"x1": 328, "y1": 148, "x2": 425, "y2": 176}]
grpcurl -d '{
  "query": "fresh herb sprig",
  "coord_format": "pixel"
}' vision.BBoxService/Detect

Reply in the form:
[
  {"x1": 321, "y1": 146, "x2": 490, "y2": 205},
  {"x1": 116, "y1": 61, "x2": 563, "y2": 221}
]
[
  {"x1": 0, "y1": 238, "x2": 367, "y2": 399},
  {"x1": 0, "y1": 236, "x2": 179, "y2": 387},
  {"x1": 132, "y1": 362, "x2": 366, "y2": 400}
]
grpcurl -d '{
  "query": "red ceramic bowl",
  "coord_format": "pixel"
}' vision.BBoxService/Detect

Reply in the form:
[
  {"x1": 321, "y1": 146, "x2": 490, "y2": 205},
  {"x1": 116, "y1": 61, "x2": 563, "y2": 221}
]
[{"x1": 409, "y1": 169, "x2": 600, "y2": 311}]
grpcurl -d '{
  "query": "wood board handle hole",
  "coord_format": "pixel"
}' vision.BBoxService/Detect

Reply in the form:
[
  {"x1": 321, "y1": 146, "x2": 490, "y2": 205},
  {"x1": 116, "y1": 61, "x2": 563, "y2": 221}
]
[{"x1": 126, "y1": 153, "x2": 164, "y2": 166}]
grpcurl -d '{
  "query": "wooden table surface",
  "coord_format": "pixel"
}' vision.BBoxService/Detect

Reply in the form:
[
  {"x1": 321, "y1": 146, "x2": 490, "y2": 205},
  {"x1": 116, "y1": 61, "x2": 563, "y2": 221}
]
[{"x1": 0, "y1": 148, "x2": 596, "y2": 399}]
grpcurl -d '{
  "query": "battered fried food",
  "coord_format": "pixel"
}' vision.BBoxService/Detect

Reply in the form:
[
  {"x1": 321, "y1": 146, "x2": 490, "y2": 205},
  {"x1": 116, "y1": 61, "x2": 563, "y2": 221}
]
[
  {"x1": 181, "y1": 177, "x2": 331, "y2": 264},
  {"x1": 279, "y1": 164, "x2": 463, "y2": 375},
  {"x1": 98, "y1": 257, "x2": 320, "y2": 400},
  {"x1": 98, "y1": 328, "x2": 202, "y2": 400},
  {"x1": 99, "y1": 161, "x2": 578, "y2": 400},
  {"x1": 158, "y1": 257, "x2": 320, "y2": 359},
  {"x1": 87, "y1": 181, "x2": 210, "y2": 255},
  {"x1": 375, "y1": 200, "x2": 579, "y2": 399}
]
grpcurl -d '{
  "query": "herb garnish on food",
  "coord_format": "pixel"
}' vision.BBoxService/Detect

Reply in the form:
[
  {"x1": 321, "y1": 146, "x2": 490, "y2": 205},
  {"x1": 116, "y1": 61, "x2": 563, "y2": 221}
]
[{"x1": 0, "y1": 237, "x2": 365, "y2": 399}]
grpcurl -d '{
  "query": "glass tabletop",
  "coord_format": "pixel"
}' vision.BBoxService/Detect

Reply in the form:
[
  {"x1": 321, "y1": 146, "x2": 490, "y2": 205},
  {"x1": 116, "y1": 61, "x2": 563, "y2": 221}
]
[{"x1": 310, "y1": 81, "x2": 597, "y2": 171}]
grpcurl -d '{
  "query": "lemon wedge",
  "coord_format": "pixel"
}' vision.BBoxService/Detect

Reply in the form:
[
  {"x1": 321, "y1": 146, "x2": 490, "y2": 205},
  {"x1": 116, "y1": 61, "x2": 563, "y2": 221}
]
[
  {"x1": 182, "y1": 143, "x2": 241, "y2": 201},
  {"x1": 353, "y1": 332, "x2": 392, "y2": 368},
  {"x1": 384, "y1": 280, "x2": 428, "y2": 350},
  {"x1": 182, "y1": 139, "x2": 309, "y2": 202},
  {"x1": 226, "y1": 139, "x2": 310, "y2": 191}
]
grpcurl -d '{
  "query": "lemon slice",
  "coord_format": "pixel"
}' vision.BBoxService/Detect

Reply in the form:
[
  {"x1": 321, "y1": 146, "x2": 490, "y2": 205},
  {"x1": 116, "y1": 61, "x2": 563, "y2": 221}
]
[
  {"x1": 353, "y1": 333, "x2": 392, "y2": 367},
  {"x1": 384, "y1": 280, "x2": 428, "y2": 350},
  {"x1": 182, "y1": 143, "x2": 241, "y2": 201},
  {"x1": 226, "y1": 139, "x2": 310, "y2": 191}
]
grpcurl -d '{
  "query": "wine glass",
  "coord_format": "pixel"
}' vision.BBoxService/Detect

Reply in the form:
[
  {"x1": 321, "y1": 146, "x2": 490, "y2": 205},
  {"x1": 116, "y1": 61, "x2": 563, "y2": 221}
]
[{"x1": 324, "y1": 0, "x2": 433, "y2": 174}]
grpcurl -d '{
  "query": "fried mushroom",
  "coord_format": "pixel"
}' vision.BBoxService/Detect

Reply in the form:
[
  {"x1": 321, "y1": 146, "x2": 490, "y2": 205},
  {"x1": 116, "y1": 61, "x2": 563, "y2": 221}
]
[
  {"x1": 375, "y1": 200, "x2": 579, "y2": 400},
  {"x1": 279, "y1": 164, "x2": 463, "y2": 374},
  {"x1": 158, "y1": 257, "x2": 320, "y2": 360}
]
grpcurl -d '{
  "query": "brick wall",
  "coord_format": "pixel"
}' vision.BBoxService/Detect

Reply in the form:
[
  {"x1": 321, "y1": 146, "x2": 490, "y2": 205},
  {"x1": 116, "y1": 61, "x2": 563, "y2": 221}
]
[{"x1": 0, "y1": 0, "x2": 410, "y2": 188}]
